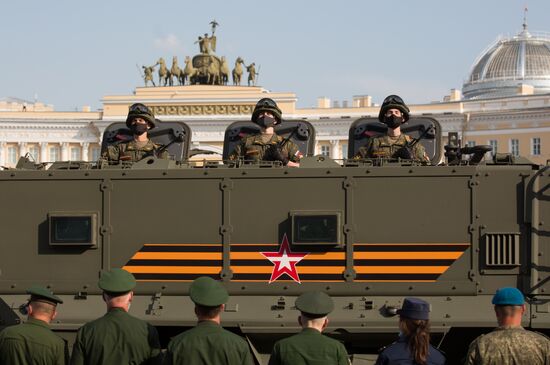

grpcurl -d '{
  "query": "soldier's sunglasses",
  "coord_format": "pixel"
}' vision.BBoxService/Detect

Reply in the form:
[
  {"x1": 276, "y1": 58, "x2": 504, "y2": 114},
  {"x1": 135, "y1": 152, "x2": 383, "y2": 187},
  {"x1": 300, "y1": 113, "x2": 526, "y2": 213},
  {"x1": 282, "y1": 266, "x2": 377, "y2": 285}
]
[
  {"x1": 258, "y1": 98, "x2": 277, "y2": 108},
  {"x1": 383, "y1": 95, "x2": 404, "y2": 105},
  {"x1": 129, "y1": 103, "x2": 150, "y2": 114}
]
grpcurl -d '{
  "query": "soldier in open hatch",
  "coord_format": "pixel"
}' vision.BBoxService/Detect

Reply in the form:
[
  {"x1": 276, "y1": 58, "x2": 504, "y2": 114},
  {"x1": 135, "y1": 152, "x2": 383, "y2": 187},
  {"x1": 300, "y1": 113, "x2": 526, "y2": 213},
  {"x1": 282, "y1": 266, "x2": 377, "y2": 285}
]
[
  {"x1": 465, "y1": 287, "x2": 550, "y2": 365},
  {"x1": 0, "y1": 286, "x2": 68, "y2": 365},
  {"x1": 101, "y1": 103, "x2": 169, "y2": 163},
  {"x1": 354, "y1": 95, "x2": 429, "y2": 162},
  {"x1": 269, "y1": 291, "x2": 351, "y2": 365},
  {"x1": 70, "y1": 268, "x2": 162, "y2": 365},
  {"x1": 229, "y1": 98, "x2": 303, "y2": 167},
  {"x1": 163, "y1": 276, "x2": 254, "y2": 365}
]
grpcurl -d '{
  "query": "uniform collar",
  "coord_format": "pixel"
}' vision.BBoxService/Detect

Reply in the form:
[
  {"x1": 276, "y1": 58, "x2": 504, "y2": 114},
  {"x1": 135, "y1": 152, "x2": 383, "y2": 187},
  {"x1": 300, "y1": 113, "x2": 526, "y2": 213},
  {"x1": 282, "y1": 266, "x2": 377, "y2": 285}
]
[
  {"x1": 26, "y1": 317, "x2": 50, "y2": 329},
  {"x1": 396, "y1": 333, "x2": 408, "y2": 343},
  {"x1": 197, "y1": 320, "x2": 221, "y2": 327},
  {"x1": 301, "y1": 327, "x2": 322, "y2": 335},
  {"x1": 126, "y1": 139, "x2": 154, "y2": 151},
  {"x1": 252, "y1": 133, "x2": 281, "y2": 145},
  {"x1": 383, "y1": 134, "x2": 406, "y2": 143},
  {"x1": 495, "y1": 325, "x2": 524, "y2": 331}
]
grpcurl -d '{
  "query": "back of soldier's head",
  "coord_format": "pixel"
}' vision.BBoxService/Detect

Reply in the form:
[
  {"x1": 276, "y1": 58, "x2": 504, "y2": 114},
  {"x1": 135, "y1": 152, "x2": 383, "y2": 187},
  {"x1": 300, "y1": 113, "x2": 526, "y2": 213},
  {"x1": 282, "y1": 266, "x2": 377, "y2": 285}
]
[
  {"x1": 189, "y1": 277, "x2": 228, "y2": 320},
  {"x1": 195, "y1": 304, "x2": 223, "y2": 319}
]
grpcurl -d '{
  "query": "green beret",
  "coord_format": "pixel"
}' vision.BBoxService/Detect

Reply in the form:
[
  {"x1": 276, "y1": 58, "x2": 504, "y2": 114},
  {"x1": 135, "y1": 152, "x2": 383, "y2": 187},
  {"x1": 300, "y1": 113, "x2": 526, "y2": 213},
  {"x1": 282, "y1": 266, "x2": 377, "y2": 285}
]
[
  {"x1": 295, "y1": 291, "x2": 334, "y2": 318},
  {"x1": 98, "y1": 268, "x2": 136, "y2": 294},
  {"x1": 27, "y1": 286, "x2": 63, "y2": 305},
  {"x1": 189, "y1": 276, "x2": 228, "y2": 307}
]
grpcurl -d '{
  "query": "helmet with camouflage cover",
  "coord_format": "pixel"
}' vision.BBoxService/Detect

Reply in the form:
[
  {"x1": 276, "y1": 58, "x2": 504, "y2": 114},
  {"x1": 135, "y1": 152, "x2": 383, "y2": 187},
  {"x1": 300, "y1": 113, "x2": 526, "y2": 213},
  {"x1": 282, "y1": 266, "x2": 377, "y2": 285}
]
[
  {"x1": 126, "y1": 103, "x2": 156, "y2": 129},
  {"x1": 378, "y1": 95, "x2": 410, "y2": 122},
  {"x1": 251, "y1": 98, "x2": 282, "y2": 125}
]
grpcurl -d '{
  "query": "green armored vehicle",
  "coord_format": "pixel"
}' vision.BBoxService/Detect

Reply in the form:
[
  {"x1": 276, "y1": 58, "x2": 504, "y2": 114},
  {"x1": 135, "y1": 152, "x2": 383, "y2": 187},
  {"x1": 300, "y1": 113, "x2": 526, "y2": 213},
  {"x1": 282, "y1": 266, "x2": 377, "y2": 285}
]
[{"x1": 0, "y1": 112, "x2": 548, "y2": 364}]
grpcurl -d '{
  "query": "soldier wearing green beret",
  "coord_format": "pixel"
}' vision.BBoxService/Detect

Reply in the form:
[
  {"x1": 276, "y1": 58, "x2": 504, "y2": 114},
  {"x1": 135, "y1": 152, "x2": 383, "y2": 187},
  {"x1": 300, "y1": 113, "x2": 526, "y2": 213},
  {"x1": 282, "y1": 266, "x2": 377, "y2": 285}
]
[
  {"x1": 0, "y1": 286, "x2": 68, "y2": 365},
  {"x1": 228, "y1": 98, "x2": 303, "y2": 167},
  {"x1": 465, "y1": 287, "x2": 550, "y2": 365},
  {"x1": 101, "y1": 103, "x2": 169, "y2": 164},
  {"x1": 163, "y1": 276, "x2": 254, "y2": 365},
  {"x1": 70, "y1": 268, "x2": 162, "y2": 365},
  {"x1": 268, "y1": 291, "x2": 351, "y2": 365}
]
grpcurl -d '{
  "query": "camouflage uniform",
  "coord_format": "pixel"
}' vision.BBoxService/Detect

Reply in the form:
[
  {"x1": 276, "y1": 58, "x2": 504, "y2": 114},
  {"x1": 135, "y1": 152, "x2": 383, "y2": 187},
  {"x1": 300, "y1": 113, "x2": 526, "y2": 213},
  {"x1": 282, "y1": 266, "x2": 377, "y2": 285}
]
[
  {"x1": 465, "y1": 326, "x2": 550, "y2": 365},
  {"x1": 101, "y1": 139, "x2": 169, "y2": 164},
  {"x1": 354, "y1": 134, "x2": 429, "y2": 162},
  {"x1": 228, "y1": 133, "x2": 302, "y2": 163}
]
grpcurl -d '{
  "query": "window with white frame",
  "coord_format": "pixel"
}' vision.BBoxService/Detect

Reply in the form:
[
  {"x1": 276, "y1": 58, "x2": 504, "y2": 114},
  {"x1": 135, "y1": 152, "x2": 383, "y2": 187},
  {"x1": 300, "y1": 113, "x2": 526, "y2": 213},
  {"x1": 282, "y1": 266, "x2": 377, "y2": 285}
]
[
  {"x1": 320, "y1": 145, "x2": 330, "y2": 157},
  {"x1": 510, "y1": 139, "x2": 519, "y2": 157},
  {"x1": 91, "y1": 147, "x2": 101, "y2": 161},
  {"x1": 49, "y1": 146, "x2": 60, "y2": 161},
  {"x1": 70, "y1": 146, "x2": 81, "y2": 160},
  {"x1": 531, "y1": 138, "x2": 541, "y2": 156},
  {"x1": 28, "y1": 145, "x2": 40, "y2": 161},
  {"x1": 341, "y1": 144, "x2": 348, "y2": 159},
  {"x1": 7, "y1": 146, "x2": 17, "y2": 164}
]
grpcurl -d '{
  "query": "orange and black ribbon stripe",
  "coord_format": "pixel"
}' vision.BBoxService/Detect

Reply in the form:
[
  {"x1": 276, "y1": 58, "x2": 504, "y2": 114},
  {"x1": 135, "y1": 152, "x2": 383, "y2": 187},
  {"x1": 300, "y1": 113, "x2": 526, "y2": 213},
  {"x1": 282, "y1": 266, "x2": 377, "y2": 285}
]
[{"x1": 123, "y1": 243, "x2": 469, "y2": 282}]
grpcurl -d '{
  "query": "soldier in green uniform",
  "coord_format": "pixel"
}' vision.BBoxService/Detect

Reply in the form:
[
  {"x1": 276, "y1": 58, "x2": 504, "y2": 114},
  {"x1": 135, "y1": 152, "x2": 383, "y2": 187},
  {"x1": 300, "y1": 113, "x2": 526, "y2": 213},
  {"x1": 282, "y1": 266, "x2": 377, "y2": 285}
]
[
  {"x1": 354, "y1": 95, "x2": 429, "y2": 162},
  {"x1": 269, "y1": 291, "x2": 351, "y2": 365},
  {"x1": 0, "y1": 286, "x2": 68, "y2": 365},
  {"x1": 465, "y1": 287, "x2": 550, "y2": 365},
  {"x1": 101, "y1": 103, "x2": 169, "y2": 164},
  {"x1": 70, "y1": 268, "x2": 162, "y2": 365},
  {"x1": 163, "y1": 276, "x2": 254, "y2": 365},
  {"x1": 228, "y1": 98, "x2": 303, "y2": 167}
]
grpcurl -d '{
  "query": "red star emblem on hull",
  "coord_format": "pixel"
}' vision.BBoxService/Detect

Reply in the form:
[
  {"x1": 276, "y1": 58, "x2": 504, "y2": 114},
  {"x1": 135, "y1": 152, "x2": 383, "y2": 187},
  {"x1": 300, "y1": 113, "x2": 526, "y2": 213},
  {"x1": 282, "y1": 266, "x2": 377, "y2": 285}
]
[{"x1": 261, "y1": 234, "x2": 308, "y2": 284}]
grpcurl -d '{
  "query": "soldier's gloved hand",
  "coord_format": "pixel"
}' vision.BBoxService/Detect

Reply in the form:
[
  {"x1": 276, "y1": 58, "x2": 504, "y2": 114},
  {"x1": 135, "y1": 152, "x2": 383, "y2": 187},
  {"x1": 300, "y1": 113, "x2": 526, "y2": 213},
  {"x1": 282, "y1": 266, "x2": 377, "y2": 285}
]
[
  {"x1": 396, "y1": 146, "x2": 414, "y2": 160},
  {"x1": 268, "y1": 146, "x2": 289, "y2": 165}
]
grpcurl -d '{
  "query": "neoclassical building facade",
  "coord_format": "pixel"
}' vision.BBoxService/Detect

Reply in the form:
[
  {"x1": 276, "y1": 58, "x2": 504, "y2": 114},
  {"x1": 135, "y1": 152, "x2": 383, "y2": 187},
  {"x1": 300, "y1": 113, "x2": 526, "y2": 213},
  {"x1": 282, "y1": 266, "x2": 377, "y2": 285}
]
[{"x1": 0, "y1": 85, "x2": 549, "y2": 167}]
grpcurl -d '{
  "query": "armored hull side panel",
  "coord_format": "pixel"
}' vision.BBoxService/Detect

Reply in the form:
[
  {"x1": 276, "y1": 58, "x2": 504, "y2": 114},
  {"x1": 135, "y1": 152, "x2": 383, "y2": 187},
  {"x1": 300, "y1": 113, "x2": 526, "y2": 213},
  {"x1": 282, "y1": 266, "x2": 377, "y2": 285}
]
[{"x1": 0, "y1": 163, "x2": 548, "y2": 362}]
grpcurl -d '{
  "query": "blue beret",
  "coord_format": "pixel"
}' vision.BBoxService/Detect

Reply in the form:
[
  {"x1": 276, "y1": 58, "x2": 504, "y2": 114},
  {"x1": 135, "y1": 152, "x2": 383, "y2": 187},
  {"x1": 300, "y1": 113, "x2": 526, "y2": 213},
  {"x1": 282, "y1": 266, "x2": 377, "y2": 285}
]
[
  {"x1": 397, "y1": 298, "x2": 430, "y2": 320},
  {"x1": 492, "y1": 287, "x2": 525, "y2": 306}
]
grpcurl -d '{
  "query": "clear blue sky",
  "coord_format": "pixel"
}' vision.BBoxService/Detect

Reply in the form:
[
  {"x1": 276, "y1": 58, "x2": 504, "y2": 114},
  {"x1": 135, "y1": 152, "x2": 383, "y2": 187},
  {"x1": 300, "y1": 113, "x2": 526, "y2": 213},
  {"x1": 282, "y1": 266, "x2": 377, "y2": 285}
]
[{"x1": 1, "y1": 0, "x2": 548, "y2": 111}]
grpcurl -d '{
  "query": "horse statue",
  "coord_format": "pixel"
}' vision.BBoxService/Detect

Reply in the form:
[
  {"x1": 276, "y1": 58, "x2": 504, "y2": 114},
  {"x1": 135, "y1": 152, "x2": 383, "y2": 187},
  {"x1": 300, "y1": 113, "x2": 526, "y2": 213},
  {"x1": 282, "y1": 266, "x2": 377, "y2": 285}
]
[
  {"x1": 170, "y1": 56, "x2": 184, "y2": 86},
  {"x1": 207, "y1": 58, "x2": 220, "y2": 85},
  {"x1": 183, "y1": 56, "x2": 199, "y2": 85},
  {"x1": 232, "y1": 57, "x2": 245, "y2": 86},
  {"x1": 220, "y1": 56, "x2": 230, "y2": 85},
  {"x1": 157, "y1": 58, "x2": 170, "y2": 87}
]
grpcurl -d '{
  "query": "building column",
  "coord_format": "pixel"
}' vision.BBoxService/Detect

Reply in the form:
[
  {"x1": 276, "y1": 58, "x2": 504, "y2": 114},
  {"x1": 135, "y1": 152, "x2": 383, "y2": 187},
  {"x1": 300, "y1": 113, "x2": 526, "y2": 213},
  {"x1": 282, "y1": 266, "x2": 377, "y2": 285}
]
[
  {"x1": 330, "y1": 140, "x2": 339, "y2": 159},
  {"x1": 61, "y1": 143, "x2": 69, "y2": 161},
  {"x1": 18, "y1": 142, "x2": 27, "y2": 159},
  {"x1": 40, "y1": 142, "x2": 48, "y2": 163},
  {"x1": 0, "y1": 141, "x2": 5, "y2": 166},
  {"x1": 81, "y1": 142, "x2": 89, "y2": 161}
]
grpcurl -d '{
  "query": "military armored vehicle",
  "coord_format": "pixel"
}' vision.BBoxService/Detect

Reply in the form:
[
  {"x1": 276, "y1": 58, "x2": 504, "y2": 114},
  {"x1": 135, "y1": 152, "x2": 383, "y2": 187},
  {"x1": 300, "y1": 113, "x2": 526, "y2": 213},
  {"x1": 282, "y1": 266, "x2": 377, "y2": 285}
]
[{"x1": 0, "y1": 116, "x2": 548, "y2": 364}]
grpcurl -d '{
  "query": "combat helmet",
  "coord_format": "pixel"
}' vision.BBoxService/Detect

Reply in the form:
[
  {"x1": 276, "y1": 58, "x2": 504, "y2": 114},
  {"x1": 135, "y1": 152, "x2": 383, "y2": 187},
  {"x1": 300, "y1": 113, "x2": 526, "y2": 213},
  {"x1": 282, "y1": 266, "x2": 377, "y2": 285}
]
[
  {"x1": 126, "y1": 103, "x2": 156, "y2": 129},
  {"x1": 378, "y1": 95, "x2": 410, "y2": 122},
  {"x1": 251, "y1": 98, "x2": 282, "y2": 125}
]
